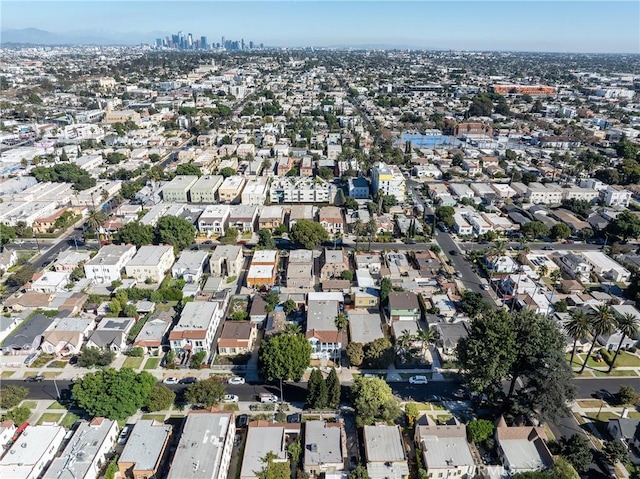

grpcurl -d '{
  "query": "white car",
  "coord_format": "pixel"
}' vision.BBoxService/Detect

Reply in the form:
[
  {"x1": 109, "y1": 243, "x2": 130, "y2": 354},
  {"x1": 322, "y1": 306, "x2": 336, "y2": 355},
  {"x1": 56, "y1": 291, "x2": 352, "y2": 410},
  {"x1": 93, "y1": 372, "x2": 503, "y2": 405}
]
[
  {"x1": 409, "y1": 375, "x2": 429, "y2": 385},
  {"x1": 228, "y1": 376, "x2": 245, "y2": 385},
  {"x1": 163, "y1": 377, "x2": 179, "y2": 385},
  {"x1": 223, "y1": 394, "x2": 239, "y2": 403}
]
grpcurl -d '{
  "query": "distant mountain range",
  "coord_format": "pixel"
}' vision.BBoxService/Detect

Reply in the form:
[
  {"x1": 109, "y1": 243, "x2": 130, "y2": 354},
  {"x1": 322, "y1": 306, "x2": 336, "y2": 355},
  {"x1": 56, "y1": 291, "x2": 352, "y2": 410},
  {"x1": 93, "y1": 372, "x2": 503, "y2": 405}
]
[{"x1": 0, "y1": 28, "x2": 169, "y2": 46}]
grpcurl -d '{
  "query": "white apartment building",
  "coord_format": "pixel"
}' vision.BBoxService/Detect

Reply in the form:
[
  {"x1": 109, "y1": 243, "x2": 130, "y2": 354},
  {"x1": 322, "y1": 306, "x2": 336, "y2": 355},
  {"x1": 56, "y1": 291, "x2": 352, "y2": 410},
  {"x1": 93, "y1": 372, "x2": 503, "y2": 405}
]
[
  {"x1": 563, "y1": 187, "x2": 600, "y2": 202},
  {"x1": 601, "y1": 185, "x2": 632, "y2": 208},
  {"x1": 269, "y1": 177, "x2": 336, "y2": 204},
  {"x1": 580, "y1": 251, "x2": 631, "y2": 283},
  {"x1": 490, "y1": 183, "x2": 516, "y2": 199},
  {"x1": 198, "y1": 204, "x2": 231, "y2": 235},
  {"x1": 167, "y1": 412, "x2": 235, "y2": 479},
  {"x1": 172, "y1": 250, "x2": 210, "y2": 284},
  {"x1": 241, "y1": 177, "x2": 269, "y2": 205},
  {"x1": 371, "y1": 162, "x2": 406, "y2": 203},
  {"x1": 525, "y1": 183, "x2": 563, "y2": 204},
  {"x1": 0, "y1": 425, "x2": 66, "y2": 479},
  {"x1": 453, "y1": 213, "x2": 473, "y2": 235},
  {"x1": 169, "y1": 301, "x2": 222, "y2": 355},
  {"x1": 189, "y1": 175, "x2": 224, "y2": 203},
  {"x1": 464, "y1": 212, "x2": 492, "y2": 235},
  {"x1": 125, "y1": 245, "x2": 176, "y2": 284},
  {"x1": 84, "y1": 244, "x2": 137, "y2": 284}
]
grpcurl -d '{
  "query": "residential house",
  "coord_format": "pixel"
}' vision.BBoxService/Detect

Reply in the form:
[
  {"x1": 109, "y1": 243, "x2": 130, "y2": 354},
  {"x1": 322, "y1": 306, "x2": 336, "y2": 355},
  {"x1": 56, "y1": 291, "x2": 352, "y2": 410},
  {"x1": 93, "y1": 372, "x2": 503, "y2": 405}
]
[
  {"x1": 167, "y1": 412, "x2": 235, "y2": 479},
  {"x1": 210, "y1": 245, "x2": 244, "y2": 277},
  {"x1": 453, "y1": 213, "x2": 473, "y2": 235},
  {"x1": 319, "y1": 206, "x2": 344, "y2": 235},
  {"x1": 388, "y1": 292, "x2": 421, "y2": 321},
  {"x1": 306, "y1": 299, "x2": 342, "y2": 360},
  {"x1": 86, "y1": 317, "x2": 135, "y2": 352},
  {"x1": 54, "y1": 250, "x2": 90, "y2": 273},
  {"x1": 41, "y1": 316, "x2": 96, "y2": 357},
  {"x1": 189, "y1": 175, "x2": 224, "y2": 203},
  {"x1": 300, "y1": 156, "x2": 314, "y2": 177},
  {"x1": 249, "y1": 295, "x2": 268, "y2": 324},
  {"x1": 229, "y1": 205, "x2": 259, "y2": 233},
  {"x1": 288, "y1": 205, "x2": 317, "y2": 228},
  {"x1": 554, "y1": 252, "x2": 591, "y2": 283},
  {"x1": 240, "y1": 423, "x2": 290, "y2": 479},
  {"x1": 431, "y1": 322, "x2": 469, "y2": 357},
  {"x1": 217, "y1": 321, "x2": 258, "y2": 355},
  {"x1": 133, "y1": 315, "x2": 171, "y2": 355},
  {"x1": 0, "y1": 425, "x2": 66, "y2": 479},
  {"x1": 32, "y1": 207, "x2": 70, "y2": 234},
  {"x1": 581, "y1": 251, "x2": 631, "y2": 283},
  {"x1": 607, "y1": 416, "x2": 640, "y2": 457},
  {"x1": 303, "y1": 420, "x2": 346, "y2": 476},
  {"x1": 414, "y1": 419, "x2": 475, "y2": 479},
  {"x1": 172, "y1": 250, "x2": 209, "y2": 284},
  {"x1": 84, "y1": 245, "x2": 137, "y2": 284},
  {"x1": 162, "y1": 175, "x2": 199, "y2": 202},
  {"x1": 43, "y1": 418, "x2": 119, "y2": 479},
  {"x1": 125, "y1": 245, "x2": 176, "y2": 284},
  {"x1": 118, "y1": 420, "x2": 172, "y2": 479},
  {"x1": 169, "y1": 301, "x2": 222, "y2": 357},
  {"x1": 494, "y1": 417, "x2": 554, "y2": 474},
  {"x1": 218, "y1": 176, "x2": 246, "y2": 204},
  {"x1": 351, "y1": 287, "x2": 380, "y2": 308},
  {"x1": 265, "y1": 310, "x2": 286, "y2": 338},
  {"x1": 277, "y1": 156, "x2": 295, "y2": 175},
  {"x1": 258, "y1": 205, "x2": 286, "y2": 232},
  {"x1": 198, "y1": 204, "x2": 231, "y2": 236},
  {"x1": 1, "y1": 312, "x2": 50, "y2": 355},
  {"x1": 601, "y1": 185, "x2": 632, "y2": 208},
  {"x1": 363, "y1": 425, "x2": 410, "y2": 479},
  {"x1": 0, "y1": 248, "x2": 18, "y2": 274},
  {"x1": 348, "y1": 309, "x2": 384, "y2": 344},
  {"x1": 29, "y1": 271, "x2": 70, "y2": 293},
  {"x1": 320, "y1": 249, "x2": 349, "y2": 281}
]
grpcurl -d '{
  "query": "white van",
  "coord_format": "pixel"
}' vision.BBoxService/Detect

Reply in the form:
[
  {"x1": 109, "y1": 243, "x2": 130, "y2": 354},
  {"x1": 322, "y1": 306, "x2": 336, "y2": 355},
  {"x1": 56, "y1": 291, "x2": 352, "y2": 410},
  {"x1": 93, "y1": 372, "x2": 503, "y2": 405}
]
[{"x1": 259, "y1": 393, "x2": 279, "y2": 403}]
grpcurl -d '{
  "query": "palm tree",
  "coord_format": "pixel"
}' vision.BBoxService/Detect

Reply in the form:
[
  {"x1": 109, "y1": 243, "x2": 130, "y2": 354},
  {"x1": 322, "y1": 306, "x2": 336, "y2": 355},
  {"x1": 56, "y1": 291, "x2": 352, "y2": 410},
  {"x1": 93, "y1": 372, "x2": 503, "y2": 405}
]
[
  {"x1": 334, "y1": 312, "x2": 348, "y2": 332},
  {"x1": 397, "y1": 329, "x2": 414, "y2": 354},
  {"x1": 580, "y1": 304, "x2": 616, "y2": 373},
  {"x1": 367, "y1": 217, "x2": 377, "y2": 251},
  {"x1": 86, "y1": 209, "x2": 107, "y2": 232},
  {"x1": 609, "y1": 312, "x2": 640, "y2": 372},
  {"x1": 550, "y1": 269, "x2": 562, "y2": 284},
  {"x1": 416, "y1": 328, "x2": 439, "y2": 358},
  {"x1": 492, "y1": 240, "x2": 507, "y2": 258},
  {"x1": 565, "y1": 310, "x2": 590, "y2": 368},
  {"x1": 283, "y1": 322, "x2": 301, "y2": 335},
  {"x1": 353, "y1": 219, "x2": 363, "y2": 250},
  {"x1": 538, "y1": 264, "x2": 549, "y2": 278}
]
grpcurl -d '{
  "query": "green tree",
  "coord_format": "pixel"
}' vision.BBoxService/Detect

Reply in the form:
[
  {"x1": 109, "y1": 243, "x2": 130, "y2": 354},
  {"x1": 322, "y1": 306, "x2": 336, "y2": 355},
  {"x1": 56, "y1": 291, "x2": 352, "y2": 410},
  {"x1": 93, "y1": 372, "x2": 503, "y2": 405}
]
[
  {"x1": 282, "y1": 299, "x2": 297, "y2": 315},
  {"x1": 232, "y1": 310, "x2": 248, "y2": 321},
  {"x1": 608, "y1": 210, "x2": 640, "y2": 241},
  {"x1": 258, "y1": 229, "x2": 275, "y2": 249},
  {"x1": 580, "y1": 305, "x2": 615, "y2": 373},
  {"x1": 6, "y1": 264, "x2": 36, "y2": 287},
  {"x1": 290, "y1": 220, "x2": 329, "y2": 249},
  {"x1": 190, "y1": 350, "x2": 207, "y2": 369},
  {"x1": 306, "y1": 368, "x2": 328, "y2": 409},
  {"x1": 264, "y1": 290, "x2": 280, "y2": 312},
  {"x1": 351, "y1": 377, "x2": 401, "y2": 424},
  {"x1": 435, "y1": 206, "x2": 455, "y2": 228},
  {"x1": 175, "y1": 163, "x2": 202, "y2": 176},
  {"x1": 1, "y1": 406, "x2": 31, "y2": 424},
  {"x1": 344, "y1": 197, "x2": 359, "y2": 211},
  {"x1": 560, "y1": 434, "x2": 592, "y2": 472},
  {"x1": 256, "y1": 452, "x2": 291, "y2": 479},
  {"x1": 221, "y1": 227, "x2": 239, "y2": 245},
  {"x1": 459, "y1": 291, "x2": 489, "y2": 317},
  {"x1": 521, "y1": 221, "x2": 549, "y2": 240},
  {"x1": 346, "y1": 342, "x2": 364, "y2": 367},
  {"x1": 0, "y1": 224, "x2": 16, "y2": 245},
  {"x1": 565, "y1": 310, "x2": 590, "y2": 368},
  {"x1": 259, "y1": 331, "x2": 312, "y2": 382},
  {"x1": 609, "y1": 313, "x2": 640, "y2": 372},
  {"x1": 317, "y1": 166, "x2": 334, "y2": 180},
  {"x1": 380, "y1": 277, "x2": 392, "y2": 303},
  {"x1": 363, "y1": 337, "x2": 394, "y2": 369},
  {"x1": 405, "y1": 402, "x2": 420, "y2": 428},
  {"x1": 326, "y1": 367, "x2": 341, "y2": 409},
  {"x1": 70, "y1": 264, "x2": 86, "y2": 281},
  {"x1": 72, "y1": 368, "x2": 156, "y2": 420},
  {"x1": 108, "y1": 299, "x2": 122, "y2": 316},
  {"x1": 0, "y1": 386, "x2": 28, "y2": 409},
  {"x1": 334, "y1": 312, "x2": 349, "y2": 332},
  {"x1": 602, "y1": 439, "x2": 629, "y2": 465},
  {"x1": 155, "y1": 215, "x2": 196, "y2": 250},
  {"x1": 287, "y1": 440, "x2": 302, "y2": 466},
  {"x1": 553, "y1": 457, "x2": 579, "y2": 479},
  {"x1": 341, "y1": 270, "x2": 353, "y2": 281},
  {"x1": 115, "y1": 221, "x2": 154, "y2": 247},
  {"x1": 220, "y1": 167, "x2": 236, "y2": 178},
  {"x1": 146, "y1": 385, "x2": 176, "y2": 412},
  {"x1": 618, "y1": 385, "x2": 637, "y2": 405},
  {"x1": 123, "y1": 304, "x2": 138, "y2": 318},
  {"x1": 77, "y1": 347, "x2": 115, "y2": 368},
  {"x1": 349, "y1": 465, "x2": 370, "y2": 479},
  {"x1": 86, "y1": 209, "x2": 107, "y2": 231},
  {"x1": 467, "y1": 419, "x2": 495, "y2": 444},
  {"x1": 184, "y1": 379, "x2": 225, "y2": 407},
  {"x1": 550, "y1": 223, "x2": 572, "y2": 241}
]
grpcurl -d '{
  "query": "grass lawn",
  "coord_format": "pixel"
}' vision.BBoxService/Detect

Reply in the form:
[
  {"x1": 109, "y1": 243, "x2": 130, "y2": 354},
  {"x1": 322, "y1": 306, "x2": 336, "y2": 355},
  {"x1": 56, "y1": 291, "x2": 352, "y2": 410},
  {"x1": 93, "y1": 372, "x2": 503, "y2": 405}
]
[
  {"x1": 144, "y1": 358, "x2": 161, "y2": 369},
  {"x1": 627, "y1": 412, "x2": 640, "y2": 419},
  {"x1": 37, "y1": 413, "x2": 63, "y2": 425},
  {"x1": 0, "y1": 371, "x2": 15, "y2": 378},
  {"x1": 122, "y1": 357, "x2": 144, "y2": 369},
  {"x1": 428, "y1": 402, "x2": 446, "y2": 411},
  {"x1": 610, "y1": 351, "x2": 640, "y2": 368},
  {"x1": 224, "y1": 403, "x2": 239, "y2": 411},
  {"x1": 141, "y1": 414, "x2": 166, "y2": 422},
  {"x1": 47, "y1": 401, "x2": 67, "y2": 410},
  {"x1": 574, "y1": 413, "x2": 586, "y2": 425},
  {"x1": 42, "y1": 371, "x2": 61, "y2": 378},
  {"x1": 60, "y1": 412, "x2": 80, "y2": 429},
  {"x1": 407, "y1": 402, "x2": 431, "y2": 411},
  {"x1": 155, "y1": 301, "x2": 178, "y2": 313},
  {"x1": 47, "y1": 360, "x2": 67, "y2": 368},
  {"x1": 21, "y1": 401, "x2": 37, "y2": 409},
  {"x1": 593, "y1": 369, "x2": 638, "y2": 377},
  {"x1": 577, "y1": 400, "x2": 604, "y2": 408}
]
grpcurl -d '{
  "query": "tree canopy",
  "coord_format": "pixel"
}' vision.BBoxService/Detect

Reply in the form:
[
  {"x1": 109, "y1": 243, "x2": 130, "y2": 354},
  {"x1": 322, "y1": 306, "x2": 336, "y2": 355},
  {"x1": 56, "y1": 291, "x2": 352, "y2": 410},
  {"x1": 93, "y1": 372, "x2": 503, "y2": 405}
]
[
  {"x1": 259, "y1": 331, "x2": 312, "y2": 382},
  {"x1": 351, "y1": 376, "x2": 401, "y2": 424},
  {"x1": 32, "y1": 164, "x2": 96, "y2": 191},
  {"x1": 184, "y1": 379, "x2": 225, "y2": 408},
  {"x1": 72, "y1": 368, "x2": 157, "y2": 420},
  {"x1": 175, "y1": 163, "x2": 202, "y2": 177},
  {"x1": 608, "y1": 210, "x2": 640, "y2": 241},
  {"x1": 289, "y1": 219, "x2": 329, "y2": 249},
  {"x1": 115, "y1": 221, "x2": 154, "y2": 247},
  {"x1": 155, "y1": 215, "x2": 196, "y2": 250}
]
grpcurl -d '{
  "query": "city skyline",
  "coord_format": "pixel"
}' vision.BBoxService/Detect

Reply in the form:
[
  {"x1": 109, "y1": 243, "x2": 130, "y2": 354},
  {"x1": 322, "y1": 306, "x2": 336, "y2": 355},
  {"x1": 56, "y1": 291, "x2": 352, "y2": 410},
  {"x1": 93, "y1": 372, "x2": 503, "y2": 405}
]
[{"x1": 1, "y1": 0, "x2": 639, "y2": 53}]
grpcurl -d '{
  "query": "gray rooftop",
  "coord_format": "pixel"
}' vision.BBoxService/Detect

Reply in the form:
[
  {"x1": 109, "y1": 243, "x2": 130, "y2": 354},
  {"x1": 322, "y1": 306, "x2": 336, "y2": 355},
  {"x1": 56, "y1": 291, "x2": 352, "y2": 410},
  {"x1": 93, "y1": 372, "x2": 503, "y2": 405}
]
[
  {"x1": 127, "y1": 245, "x2": 173, "y2": 267},
  {"x1": 134, "y1": 318, "x2": 170, "y2": 344},
  {"x1": 289, "y1": 249, "x2": 314, "y2": 264},
  {"x1": 307, "y1": 300, "x2": 339, "y2": 332},
  {"x1": 240, "y1": 426, "x2": 287, "y2": 479},
  {"x1": 43, "y1": 419, "x2": 118, "y2": 479},
  {"x1": 364, "y1": 425, "x2": 405, "y2": 462},
  {"x1": 210, "y1": 245, "x2": 243, "y2": 262},
  {"x1": 1, "y1": 313, "x2": 50, "y2": 351},
  {"x1": 119, "y1": 419, "x2": 172, "y2": 472},
  {"x1": 173, "y1": 250, "x2": 209, "y2": 273},
  {"x1": 86, "y1": 244, "x2": 136, "y2": 267},
  {"x1": 415, "y1": 424, "x2": 474, "y2": 469},
  {"x1": 348, "y1": 310, "x2": 384, "y2": 344},
  {"x1": 168, "y1": 413, "x2": 233, "y2": 479},
  {"x1": 303, "y1": 421, "x2": 344, "y2": 468}
]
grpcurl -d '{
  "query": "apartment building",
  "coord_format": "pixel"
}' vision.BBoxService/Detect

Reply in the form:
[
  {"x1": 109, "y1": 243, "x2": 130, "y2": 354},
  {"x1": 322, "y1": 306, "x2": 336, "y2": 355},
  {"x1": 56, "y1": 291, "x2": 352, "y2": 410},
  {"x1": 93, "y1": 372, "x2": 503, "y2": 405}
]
[
  {"x1": 210, "y1": 245, "x2": 244, "y2": 277},
  {"x1": 320, "y1": 249, "x2": 349, "y2": 280},
  {"x1": 189, "y1": 175, "x2": 224, "y2": 203},
  {"x1": 563, "y1": 186, "x2": 600, "y2": 202},
  {"x1": 241, "y1": 177, "x2": 269, "y2": 206},
  {"x1": 453, "y1": 213, "x2": 473, "y2": 235},
  {"x1": 525, "y1": 183, "x2": 563, "y2": 205},
  {"x1": 269, "y1": 177, "x2": 336, "y2": 204},
  {"x1": 303, "y1": 420, "x2": 346, "y2": 476},
  {"x1": 217, "y1": 321, "x2": 258, "y2": 355},
  {"x1": 601, "y1": 185, "x2": 632, "y2": 208},
  {"x1": 240, "y1": 424, "x2": 289, "y2": 479},
  {"x1": 414, "y1": 420, "x2": 475, "y2": 479},
  {"x1": 167, "y1": 412, "x2": 235, "y2": 479},
  {"x1": 125, "y1": 245, "x2": 175, "y2": 284},
  {"x1": 0, "y1": 425, "x2": 66, "y2": 479},
  {"x1": 258, "y1": 205, "x2": 286, "y2": 232},
  {"x1": 168, "y1": 301, "x2": 222, "y2": 356},
  {"x1": 363, "y1": 425, "x2": 409, "y2": 479},
  {"x1": 162, "y1": 175, "x2": 199, "y2": 202},
  {"x1": 172, "y1": 250, "x2": 209, "y2": 284},
  {"x1": 371, "y1": 162, "x2": 406, "y2": 203},
  {"x1": 218, "y1": 176, "x2": 246, "y2": 204},
  {"x1": 198, "y1": 204, "x2": 231, "y2": 235},
  {"x1": 246, "y1": 250, "x2": 279, "y2": 288},
  {"x1": 319, "y1": 206, "x2": 344, "y2": 235},
  {"x1": 306, "y1": 299, "x2": 342, "y2": 359},
  {"x1": 118, "y1": 420, "x2": 172, "y2": 479},
  {"x1": 84, "y1": 244, "x2": 137, "y2": 284},
  {"x1": 229, "y1": 204, "x2": 259, "y2": 233},
  {"x1": 348, "y1": 177, "x2": 370, "y2": 198}
]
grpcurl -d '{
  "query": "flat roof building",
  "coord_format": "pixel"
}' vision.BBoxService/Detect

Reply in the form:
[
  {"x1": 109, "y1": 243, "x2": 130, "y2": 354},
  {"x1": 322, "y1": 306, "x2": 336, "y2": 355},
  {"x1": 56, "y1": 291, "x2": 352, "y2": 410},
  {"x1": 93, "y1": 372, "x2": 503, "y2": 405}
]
[
  {"x1": 118, "y1": 420, "x2": 172, "y2": 479},
  {"x1": 162, "y1": 175, "x2": 199, "y2": 203},
  {"x1": 0, "y1": 424, "x2": 66, "y2": 479}
]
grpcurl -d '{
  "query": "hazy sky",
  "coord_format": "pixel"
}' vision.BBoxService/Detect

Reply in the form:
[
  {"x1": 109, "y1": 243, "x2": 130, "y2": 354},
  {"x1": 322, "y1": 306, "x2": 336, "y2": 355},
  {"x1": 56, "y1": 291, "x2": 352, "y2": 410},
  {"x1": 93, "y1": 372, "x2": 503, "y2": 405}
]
[{"x1": 2, "y1": 0, "x2": 639, "y2": 53}]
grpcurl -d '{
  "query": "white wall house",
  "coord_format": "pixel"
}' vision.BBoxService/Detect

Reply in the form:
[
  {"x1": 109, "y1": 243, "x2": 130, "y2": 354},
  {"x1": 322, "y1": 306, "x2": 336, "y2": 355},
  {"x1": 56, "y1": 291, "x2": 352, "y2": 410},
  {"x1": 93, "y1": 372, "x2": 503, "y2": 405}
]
[{"x1": 84, "y1": 245, "x2": 137, "y2": 284}]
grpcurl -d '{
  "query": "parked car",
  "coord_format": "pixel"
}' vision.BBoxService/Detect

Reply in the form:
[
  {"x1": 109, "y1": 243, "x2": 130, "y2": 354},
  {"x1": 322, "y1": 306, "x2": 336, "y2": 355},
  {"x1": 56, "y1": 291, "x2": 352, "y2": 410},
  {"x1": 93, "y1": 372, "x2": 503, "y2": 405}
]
[
  {"x1": 593, "y1": 389, "x2": 614, "y2": 401},
  {"x1": 228, "y1": 376, "x2": 245, "y2": 385},
  {"x1": 452, "y1": 388, "x2": 470, "y2": 400},
  {"x1": 455, "y1": 271, "x2": 463, "y2": 278},
  {"x1": 118, "y1": 426, "x2": 130, "y2": 444},
  {"x1": 223, "y1": 394, "x2": 239, "y2": 403},
  {"x1": 24, "y1": 374, "x2": 44, "y2": 382},
  {"x1": 542, "y1": 245, "x2": 553, "y2": 250},
  {"x1": 162, "y1": 377, "x2": 179, "y2": 385},
  {"x1": 259, "y1": 393, "x2": 279, "y2": 403},
  {"x1": 425, "y1": 395, "x2": 442, "y2": 402},
  {"x1": 178, "y1": 377, "x2": 198, "y2": 385},
  {"x1": 287, "y1": 413, "x2": 302, "y2": 423},
  {"x1": 449, "y1": 249, "x2": 458, "y2": 256},
  {"x1": 236, "y1": 414, "x2": 249, "y2": 428},
  {"x1": 409, "y1": 375, "x2": 428, "y2": 385}
]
